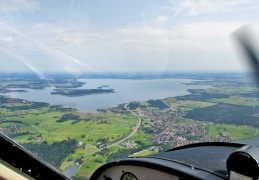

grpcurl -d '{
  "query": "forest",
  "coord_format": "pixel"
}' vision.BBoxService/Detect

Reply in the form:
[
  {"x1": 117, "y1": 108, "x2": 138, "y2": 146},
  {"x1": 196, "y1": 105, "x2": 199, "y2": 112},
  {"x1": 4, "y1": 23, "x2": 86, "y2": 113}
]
[
  {"x1": 127, "y1": 99, "x2": 168, "y2": 110},
  {"x1": 2, "y1": 102, "x2": 49, "y2": 111},
  {"x1": 186, "y1": 103, "x2": 259, "y2": 127},
  {"x1": 128, "y1": 102, "x2": 144, "y2": 110},
  {"x1": 176, "y1": 89, "x2": 230, "y2": 101},
  {"x1": 23, "y1": 139, "x2": 77, "y2": 168},
  {"x1": 56, "y1": 114, "x2": 81, "y2": 123},
  {"x1": 147, "y1": 99, "x2": 168, "y2": 109}
]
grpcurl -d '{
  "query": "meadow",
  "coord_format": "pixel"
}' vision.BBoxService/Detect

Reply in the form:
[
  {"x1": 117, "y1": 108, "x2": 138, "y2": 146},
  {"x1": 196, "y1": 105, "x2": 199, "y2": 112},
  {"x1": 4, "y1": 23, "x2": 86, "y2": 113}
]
[{"x1": 207, "y1": 124, "x2": 258, "y2": 140}]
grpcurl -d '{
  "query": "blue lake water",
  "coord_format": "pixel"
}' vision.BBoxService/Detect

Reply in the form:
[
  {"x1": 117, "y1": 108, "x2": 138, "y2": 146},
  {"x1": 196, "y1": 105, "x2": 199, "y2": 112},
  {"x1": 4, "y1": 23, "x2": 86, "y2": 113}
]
[
  {"x1": 64, "y1": 166, "x2": 78, "y2": 177},
  {"x1": 3, "y1": 79, "x2": 210, "y2": 113}
]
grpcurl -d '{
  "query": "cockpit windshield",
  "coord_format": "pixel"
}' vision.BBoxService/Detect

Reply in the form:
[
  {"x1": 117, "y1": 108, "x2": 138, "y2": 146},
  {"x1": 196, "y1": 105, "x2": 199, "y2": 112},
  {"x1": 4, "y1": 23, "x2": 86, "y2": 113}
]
[{"x1": 1, "y1": 0, "x2": 259, "y2": 179}]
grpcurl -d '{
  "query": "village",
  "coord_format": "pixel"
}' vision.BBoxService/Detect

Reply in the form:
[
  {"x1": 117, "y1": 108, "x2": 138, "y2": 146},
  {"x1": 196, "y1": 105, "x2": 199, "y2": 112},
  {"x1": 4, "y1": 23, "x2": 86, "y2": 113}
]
[
  {"x1": 140, "y1": 107, "x2": 233, "y2": 148},
  {"x1": 98, "y1": 103, "x2": 233, "y2": 150}
]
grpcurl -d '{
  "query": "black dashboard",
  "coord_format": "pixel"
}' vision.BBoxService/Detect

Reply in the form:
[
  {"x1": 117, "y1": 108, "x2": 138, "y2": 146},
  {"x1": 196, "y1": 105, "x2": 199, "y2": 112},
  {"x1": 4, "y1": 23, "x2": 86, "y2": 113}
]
[{"x1": 90, "y1": 141, "x2": 259, "y2": 180}]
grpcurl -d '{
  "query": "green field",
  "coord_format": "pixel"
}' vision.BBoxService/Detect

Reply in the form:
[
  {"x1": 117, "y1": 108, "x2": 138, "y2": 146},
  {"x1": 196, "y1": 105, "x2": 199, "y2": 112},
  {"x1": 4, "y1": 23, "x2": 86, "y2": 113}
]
[
  {"x1": 129, "y1": 149, "x2": 157, "y2": 157},
  {"x1": 75, "y1": 156, "x2": 106, "y2": 178},
  {"x1": 139, "y1": 101, "x2": 150, "y2": 106},
  {"x1": 166, "y1": 100, "x2": 216, "y2": 111},
  {"x1": 210, "y1": 96, "x2": 259, "y2": 106},
  {"x1": 7, "y1": 111, "x2": 137, "y2": 144},
  {"x1": 207, "y1": 124, "x2": 259, "y2": 139},
  {"x1": 129, "y1": 129, "x2": 152, "y2": 147},
  {"x1": 176, "y1": 121, "x2": 189, "y2": 125},
  {"x1": 73, "y1": 145, "x2": 123, "y2": 178},
  {"x1": 0, "y1": 100, "x2": 139, "y2": 176}
]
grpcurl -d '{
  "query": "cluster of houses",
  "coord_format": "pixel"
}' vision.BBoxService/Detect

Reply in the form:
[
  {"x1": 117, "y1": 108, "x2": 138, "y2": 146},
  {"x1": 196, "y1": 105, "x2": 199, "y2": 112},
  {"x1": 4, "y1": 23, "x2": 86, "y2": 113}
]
[
  {"x1": 140, "y1": 108, "x2": 233, "y2": 147},
  {"x1": 122, "y1": 139, "x2": 136, "y2": 149},
  {"x1": 1, "y1": 125, "x2": 19, "y2": 133}
]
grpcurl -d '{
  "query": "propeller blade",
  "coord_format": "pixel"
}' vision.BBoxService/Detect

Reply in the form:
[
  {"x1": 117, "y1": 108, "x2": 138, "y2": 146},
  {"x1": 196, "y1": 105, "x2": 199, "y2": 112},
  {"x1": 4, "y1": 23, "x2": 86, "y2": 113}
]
[{"x1": 233, "y1": 26, "x2": 259, "y2": 87}]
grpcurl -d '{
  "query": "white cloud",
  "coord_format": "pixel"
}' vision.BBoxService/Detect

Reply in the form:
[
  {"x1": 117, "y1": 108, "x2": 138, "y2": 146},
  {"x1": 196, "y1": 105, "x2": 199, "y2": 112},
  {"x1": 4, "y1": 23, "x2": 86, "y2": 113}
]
[
  {"x1": 155, "y1": 16, "x2": 170, "y2": 23},
  {"x1": 0, "y1": 0, "x2": 39, "y2": 13},
  {"x1": 177, "y1": 22, "x2": 244, "y2": 49},
  {"x1": 1, "y1": 0, "x2": 259, "y2": 73},
  {"x1": 0, "y1": 36, "x2": 13, "y2": 43},
  {"x1": 169, "y1": 0, "x2": 259, "y2": 17},
  {"x1": 1, "y1": 18, "x2": 254, "y2": 73},
  {"x1": 112, "y1": 21, "x2": 245, "y2": 53},
  {"x1": 0, "y1": 22, "x2": 97, "y2": 74},
  {"x1": 117, "y1": 26, "x2": 167, "y2": 39}
]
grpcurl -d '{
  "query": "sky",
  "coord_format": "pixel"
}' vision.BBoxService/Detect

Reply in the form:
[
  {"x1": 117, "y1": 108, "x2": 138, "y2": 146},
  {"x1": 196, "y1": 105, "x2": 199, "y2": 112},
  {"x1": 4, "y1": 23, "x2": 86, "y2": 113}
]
[{"x1": 1, "y1": 0, "x2": 259, "y2": 76}]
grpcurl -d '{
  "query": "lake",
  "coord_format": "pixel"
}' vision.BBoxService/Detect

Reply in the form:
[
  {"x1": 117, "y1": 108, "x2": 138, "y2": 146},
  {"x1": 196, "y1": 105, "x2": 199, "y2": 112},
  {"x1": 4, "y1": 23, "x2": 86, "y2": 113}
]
[
  {"x1": 64, "y1": 166, "x2": 78, "y2": 177},
  {"x1": 3, "y1": 79, "x2": 210, "y2": 113}
]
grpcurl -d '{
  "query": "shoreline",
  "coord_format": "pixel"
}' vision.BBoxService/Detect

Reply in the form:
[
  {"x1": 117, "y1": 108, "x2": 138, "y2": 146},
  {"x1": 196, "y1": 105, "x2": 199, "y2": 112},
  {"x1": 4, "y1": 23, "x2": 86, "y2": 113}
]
[{"x1": 1, "y1": 78, "x2": 212, "y2": 114}]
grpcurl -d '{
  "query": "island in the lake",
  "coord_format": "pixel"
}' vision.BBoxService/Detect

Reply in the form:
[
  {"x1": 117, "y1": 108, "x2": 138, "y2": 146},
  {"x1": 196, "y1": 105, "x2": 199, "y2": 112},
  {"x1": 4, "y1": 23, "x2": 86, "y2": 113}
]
[
  {"x1": 1, "y1": 89, "x2": 28, "y2": 93},
  {"x1": 51, "y1": 88, "x2": 115, "y2": 96}
]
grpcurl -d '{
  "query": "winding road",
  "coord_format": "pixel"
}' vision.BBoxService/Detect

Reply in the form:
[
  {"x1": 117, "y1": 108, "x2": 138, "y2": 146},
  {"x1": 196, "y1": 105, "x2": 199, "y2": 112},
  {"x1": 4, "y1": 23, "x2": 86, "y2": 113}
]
[{"x1": 61, "y1": 104, "x2": 141, "y2": 171}]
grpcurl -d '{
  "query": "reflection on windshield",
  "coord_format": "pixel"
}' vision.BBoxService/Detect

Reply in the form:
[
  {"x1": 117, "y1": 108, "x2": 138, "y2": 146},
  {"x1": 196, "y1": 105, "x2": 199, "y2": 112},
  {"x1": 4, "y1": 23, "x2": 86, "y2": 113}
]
[{"x1": 0, "y1": 0, "x2": 259, "y2": 179}]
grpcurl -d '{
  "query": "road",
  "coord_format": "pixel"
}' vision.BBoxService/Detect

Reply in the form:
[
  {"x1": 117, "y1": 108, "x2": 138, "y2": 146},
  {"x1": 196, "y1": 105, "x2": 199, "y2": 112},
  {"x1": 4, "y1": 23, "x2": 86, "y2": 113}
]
[{"x1": 61, "y1": 104, "x2": 141, "y2": 171}]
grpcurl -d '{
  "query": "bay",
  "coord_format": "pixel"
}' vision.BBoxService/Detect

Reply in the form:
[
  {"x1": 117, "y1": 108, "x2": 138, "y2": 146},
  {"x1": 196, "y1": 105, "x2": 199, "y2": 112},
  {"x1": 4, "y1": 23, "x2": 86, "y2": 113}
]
[{"x1": 3, "y1": 79, "x2": 210, "y2": 113}]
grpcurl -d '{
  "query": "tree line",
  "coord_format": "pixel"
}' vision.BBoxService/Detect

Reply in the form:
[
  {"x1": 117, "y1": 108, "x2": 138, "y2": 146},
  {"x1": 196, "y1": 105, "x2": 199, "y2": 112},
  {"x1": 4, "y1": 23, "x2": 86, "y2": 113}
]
[{"x1": 23, "y1": 139, "x2": 77, "y2": 168}]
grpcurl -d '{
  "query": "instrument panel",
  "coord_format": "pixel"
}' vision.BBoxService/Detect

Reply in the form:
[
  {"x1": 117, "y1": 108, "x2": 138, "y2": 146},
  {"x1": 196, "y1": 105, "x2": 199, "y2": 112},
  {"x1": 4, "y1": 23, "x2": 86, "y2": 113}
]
[{"x1": 95, "y1": 165, "x2": 179, "y2": 180}]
